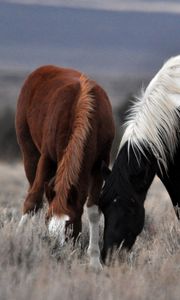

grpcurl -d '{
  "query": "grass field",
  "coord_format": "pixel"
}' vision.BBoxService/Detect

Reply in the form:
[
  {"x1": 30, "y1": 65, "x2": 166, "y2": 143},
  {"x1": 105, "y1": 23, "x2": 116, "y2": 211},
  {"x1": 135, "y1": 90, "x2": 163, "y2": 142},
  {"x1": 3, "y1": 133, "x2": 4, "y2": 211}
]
[{"x1": 0, "y1": 162, "x2": 179, "y2": 300}]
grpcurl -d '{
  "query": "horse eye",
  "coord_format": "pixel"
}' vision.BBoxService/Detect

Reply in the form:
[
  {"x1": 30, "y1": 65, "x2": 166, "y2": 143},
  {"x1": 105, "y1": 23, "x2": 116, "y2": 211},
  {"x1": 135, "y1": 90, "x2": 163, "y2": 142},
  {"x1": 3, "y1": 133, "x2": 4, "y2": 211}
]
[{"x1": 113, "y1": 198, "x2": 117, "y2": 203}]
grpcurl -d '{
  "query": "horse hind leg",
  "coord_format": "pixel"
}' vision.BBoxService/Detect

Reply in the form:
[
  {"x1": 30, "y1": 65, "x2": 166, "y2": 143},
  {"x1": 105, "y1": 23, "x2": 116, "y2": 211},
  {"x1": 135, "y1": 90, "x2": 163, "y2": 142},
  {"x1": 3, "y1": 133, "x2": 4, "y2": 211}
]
[
  {"x1": 87, "y1": 204, "x2": 102, "y2": 272},
  {"x1": 17, "y1": 121, "x2": 41, "y2": 227},
  {"x1": 18, "y1": 154, "x2": 54, "y2": 229},
  {"x1": 17, "y1": 118, "x2": 57, "y2": 216},
  {"x1": 23, "y1": 153, "x2": 55, "y2": 215},
  {"x1": 16, "y1": 120, "x2": 40, "y2": 188},
  {"x1": 86, "y1": 165, "x2": 104, "y2": 272}
]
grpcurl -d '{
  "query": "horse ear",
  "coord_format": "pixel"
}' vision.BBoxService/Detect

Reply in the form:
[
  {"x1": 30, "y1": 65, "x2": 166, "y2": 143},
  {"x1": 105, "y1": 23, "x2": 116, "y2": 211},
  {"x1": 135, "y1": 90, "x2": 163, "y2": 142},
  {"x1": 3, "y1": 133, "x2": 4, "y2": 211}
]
[{"x1": 101, "y1": 161, "x2": 111, "y2": 181}]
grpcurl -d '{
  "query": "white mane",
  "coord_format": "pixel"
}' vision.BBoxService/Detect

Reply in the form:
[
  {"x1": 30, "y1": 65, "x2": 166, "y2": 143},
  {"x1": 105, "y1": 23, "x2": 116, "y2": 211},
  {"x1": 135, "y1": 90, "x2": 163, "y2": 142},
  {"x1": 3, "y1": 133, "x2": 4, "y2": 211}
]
[{"x1": 120, "y1": 55, "x2": 180, "y2": 170}]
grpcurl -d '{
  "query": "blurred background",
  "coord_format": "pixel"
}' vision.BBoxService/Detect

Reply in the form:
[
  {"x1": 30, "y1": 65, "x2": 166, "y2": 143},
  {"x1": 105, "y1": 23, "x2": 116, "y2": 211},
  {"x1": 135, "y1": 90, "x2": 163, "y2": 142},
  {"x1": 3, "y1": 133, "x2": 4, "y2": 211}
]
[{"x1": 0, "y1": 0, "x2": 180, "y2": 160}]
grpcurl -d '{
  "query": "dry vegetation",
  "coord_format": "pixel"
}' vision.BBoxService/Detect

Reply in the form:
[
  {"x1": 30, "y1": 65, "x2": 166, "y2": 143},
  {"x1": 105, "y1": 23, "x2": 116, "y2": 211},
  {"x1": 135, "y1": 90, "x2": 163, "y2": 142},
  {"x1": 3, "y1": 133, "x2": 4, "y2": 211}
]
[{"x1": 0, "y1": 163, "x2": 179, "y2": 300}]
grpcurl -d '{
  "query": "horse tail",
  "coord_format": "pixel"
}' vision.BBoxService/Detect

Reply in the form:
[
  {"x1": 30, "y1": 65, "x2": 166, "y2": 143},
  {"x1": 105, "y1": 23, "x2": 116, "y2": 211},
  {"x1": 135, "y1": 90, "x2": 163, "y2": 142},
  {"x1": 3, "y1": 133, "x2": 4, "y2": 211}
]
[{"x1": 54, "y1": 74, "x2": 94, "y2": 210}]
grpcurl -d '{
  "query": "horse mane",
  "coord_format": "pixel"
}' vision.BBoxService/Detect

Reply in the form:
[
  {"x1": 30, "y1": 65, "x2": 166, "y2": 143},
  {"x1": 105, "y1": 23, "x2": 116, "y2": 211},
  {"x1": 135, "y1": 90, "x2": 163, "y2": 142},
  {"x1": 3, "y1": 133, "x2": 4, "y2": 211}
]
[
  {"x1": 120, "y1": 55, "x2": 180, "y2": 170},
  {"x1": 54, "y1": 74, "x2": 94, "y2": 211}
]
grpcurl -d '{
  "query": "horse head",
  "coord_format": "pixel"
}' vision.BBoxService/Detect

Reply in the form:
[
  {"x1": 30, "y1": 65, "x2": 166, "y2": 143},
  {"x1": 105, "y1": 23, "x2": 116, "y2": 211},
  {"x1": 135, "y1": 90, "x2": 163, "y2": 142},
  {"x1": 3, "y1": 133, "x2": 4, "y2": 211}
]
[{"x1": 100, "y1": 144, "x2": 157, "y2": 262}]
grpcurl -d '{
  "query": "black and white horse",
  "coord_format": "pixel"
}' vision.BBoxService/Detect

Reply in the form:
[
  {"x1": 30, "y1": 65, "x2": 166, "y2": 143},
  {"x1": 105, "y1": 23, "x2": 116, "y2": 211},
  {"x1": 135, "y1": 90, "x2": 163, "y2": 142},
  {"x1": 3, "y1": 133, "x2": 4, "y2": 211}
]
[{"x1": 100, "y1": 55, "x2": 180, "y2": 261}]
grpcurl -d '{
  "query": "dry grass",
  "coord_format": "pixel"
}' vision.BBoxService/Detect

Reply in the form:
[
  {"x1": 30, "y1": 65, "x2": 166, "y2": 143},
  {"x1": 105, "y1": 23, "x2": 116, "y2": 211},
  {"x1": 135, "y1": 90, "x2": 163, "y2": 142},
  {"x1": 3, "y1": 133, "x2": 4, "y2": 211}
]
[{"x1": 0, "y1": 163, "x2": 179, "y2": 300}]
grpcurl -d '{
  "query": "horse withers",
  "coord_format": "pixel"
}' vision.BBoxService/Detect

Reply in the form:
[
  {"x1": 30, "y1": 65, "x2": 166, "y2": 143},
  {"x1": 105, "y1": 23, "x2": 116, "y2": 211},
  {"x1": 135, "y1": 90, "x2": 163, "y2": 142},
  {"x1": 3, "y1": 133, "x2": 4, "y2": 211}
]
[
  {"x1": 16, "y1": 65, "x2": 115, "y2": 270},
  {"x1": 100, "y1": 55, "x2": 180, "y2": 261}
]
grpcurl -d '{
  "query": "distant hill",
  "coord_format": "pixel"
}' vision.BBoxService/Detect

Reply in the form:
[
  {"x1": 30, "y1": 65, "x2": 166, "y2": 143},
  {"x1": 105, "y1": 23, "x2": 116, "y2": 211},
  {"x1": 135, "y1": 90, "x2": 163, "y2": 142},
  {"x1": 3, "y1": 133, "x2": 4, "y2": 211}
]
[{"x1": 0, "y1": 2, "x2": 180, "y2": 77}]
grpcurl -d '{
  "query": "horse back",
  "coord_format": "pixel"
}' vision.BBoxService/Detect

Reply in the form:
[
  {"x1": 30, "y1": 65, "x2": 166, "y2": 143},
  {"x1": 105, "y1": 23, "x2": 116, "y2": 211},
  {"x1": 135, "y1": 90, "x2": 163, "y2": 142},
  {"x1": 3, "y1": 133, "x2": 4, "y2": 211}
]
[
  {"x1": 16, "y1": 65, "x2": 114, "y2": 163},
  {"x1": 16, "y1": 66, "x2": 81, "y2": 152}
]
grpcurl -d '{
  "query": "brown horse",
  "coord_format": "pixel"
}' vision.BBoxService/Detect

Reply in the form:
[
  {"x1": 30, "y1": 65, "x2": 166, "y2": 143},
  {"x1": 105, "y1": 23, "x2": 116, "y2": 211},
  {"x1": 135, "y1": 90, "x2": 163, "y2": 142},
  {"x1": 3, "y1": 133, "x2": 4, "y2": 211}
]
[{"x1": 16, "y1": 65, "x2": 115, "y2": 270}]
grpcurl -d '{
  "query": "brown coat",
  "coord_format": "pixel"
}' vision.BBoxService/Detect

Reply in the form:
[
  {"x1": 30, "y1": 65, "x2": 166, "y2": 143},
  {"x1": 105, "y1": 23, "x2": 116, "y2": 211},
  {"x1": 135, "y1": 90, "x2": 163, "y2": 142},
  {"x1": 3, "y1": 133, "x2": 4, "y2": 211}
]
[{"x1": 16, "y1": 65, "x2": 115, "y2": 237}]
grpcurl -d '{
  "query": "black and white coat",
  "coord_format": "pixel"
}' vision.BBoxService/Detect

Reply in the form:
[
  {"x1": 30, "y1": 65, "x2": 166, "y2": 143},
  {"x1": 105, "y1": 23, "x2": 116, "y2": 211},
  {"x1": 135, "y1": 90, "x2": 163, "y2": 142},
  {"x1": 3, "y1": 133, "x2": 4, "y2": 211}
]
[{"x1": 100, "y1": 55, "x2": 180, "y2": 261}]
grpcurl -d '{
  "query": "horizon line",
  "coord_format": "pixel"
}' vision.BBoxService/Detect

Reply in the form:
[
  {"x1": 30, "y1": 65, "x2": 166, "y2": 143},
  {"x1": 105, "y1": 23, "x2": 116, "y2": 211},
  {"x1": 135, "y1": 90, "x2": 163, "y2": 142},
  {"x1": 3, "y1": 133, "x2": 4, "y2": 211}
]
[{"x1": 3, "y1": 0, "x2": 180, "y2": 15}]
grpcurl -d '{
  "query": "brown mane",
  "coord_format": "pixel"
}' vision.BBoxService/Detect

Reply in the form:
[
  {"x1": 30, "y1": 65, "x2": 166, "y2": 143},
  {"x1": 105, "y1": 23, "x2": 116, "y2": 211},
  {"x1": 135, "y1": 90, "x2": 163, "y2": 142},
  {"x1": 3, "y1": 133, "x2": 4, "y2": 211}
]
[{"x1": 54, "y1": 74, "x2": 94, "y2": 209}]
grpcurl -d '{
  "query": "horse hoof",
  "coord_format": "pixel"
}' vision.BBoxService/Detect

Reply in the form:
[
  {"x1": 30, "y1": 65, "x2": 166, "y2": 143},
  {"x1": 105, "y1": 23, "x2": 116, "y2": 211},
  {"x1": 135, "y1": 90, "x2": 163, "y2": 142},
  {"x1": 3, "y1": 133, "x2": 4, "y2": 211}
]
[{"x1": 89, "y1": 258, "x2": 103, "y2": 273}]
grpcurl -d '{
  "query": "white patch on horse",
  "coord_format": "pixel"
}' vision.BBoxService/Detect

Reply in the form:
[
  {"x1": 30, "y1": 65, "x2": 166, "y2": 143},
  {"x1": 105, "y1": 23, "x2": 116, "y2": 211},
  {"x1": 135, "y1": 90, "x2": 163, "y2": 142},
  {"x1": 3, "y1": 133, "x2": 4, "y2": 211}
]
[
  {"x1": 87, "y1": 205, "x2": 102, "y2": 272},
  {"x1": 119, "y1": 55, "x2": 180, "y2": 170},
  {"x1": 48, "y1": 215, "x2": 69, "y2": 246}
]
